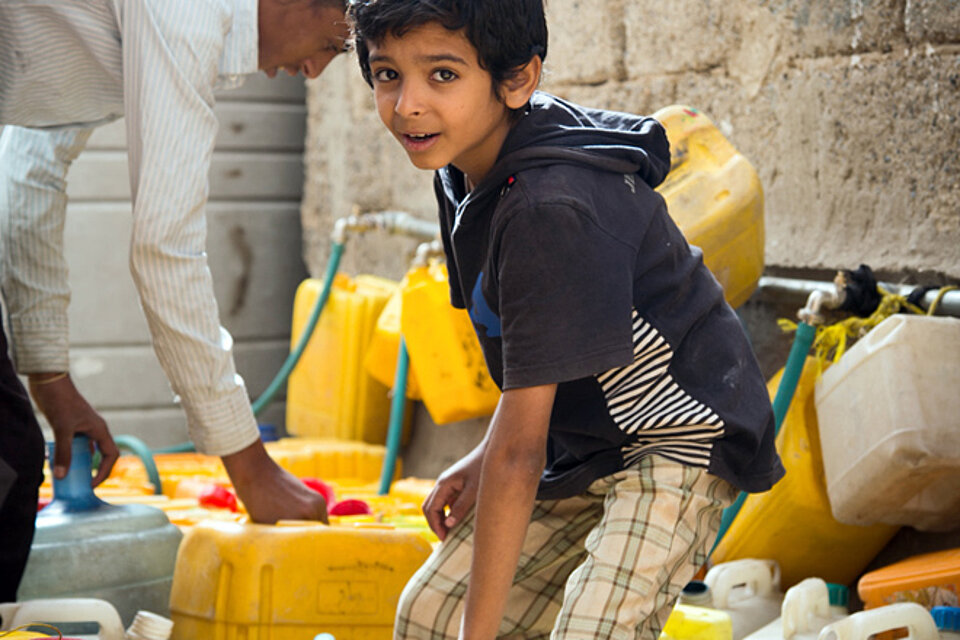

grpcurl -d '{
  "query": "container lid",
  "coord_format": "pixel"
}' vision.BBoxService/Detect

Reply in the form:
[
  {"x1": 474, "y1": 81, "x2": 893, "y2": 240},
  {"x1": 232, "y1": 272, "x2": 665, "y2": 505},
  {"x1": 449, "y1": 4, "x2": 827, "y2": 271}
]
[
  {"x1": 932, "y1": 607, "x2": 960, "y2": 631},
  {"x1": 258, "y1": 423, "x2": 279, "y2": 442},
  {"x1": 859, "y1": 548, "x2": 960, "y2": 597},
  {"x1": 827, "y1": 582, "x2": 849, "y2": 608}
]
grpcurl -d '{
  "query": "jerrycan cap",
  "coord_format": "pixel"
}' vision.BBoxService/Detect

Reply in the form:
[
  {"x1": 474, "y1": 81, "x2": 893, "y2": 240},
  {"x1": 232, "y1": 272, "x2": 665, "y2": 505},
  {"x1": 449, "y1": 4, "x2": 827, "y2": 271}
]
[
  {"x1": 932, "y1": 607, "x2": 960, "y2": 631},
  {"x1": 826, "y1": 582, "x2": 849, "y2": 609}
]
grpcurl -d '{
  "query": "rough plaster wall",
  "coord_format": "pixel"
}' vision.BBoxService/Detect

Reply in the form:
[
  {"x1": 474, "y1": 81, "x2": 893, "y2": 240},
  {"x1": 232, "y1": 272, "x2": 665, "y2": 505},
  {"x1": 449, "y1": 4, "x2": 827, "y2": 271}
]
[{"x1": 303, "y1": 0, "x2": 959, "y2": 281}]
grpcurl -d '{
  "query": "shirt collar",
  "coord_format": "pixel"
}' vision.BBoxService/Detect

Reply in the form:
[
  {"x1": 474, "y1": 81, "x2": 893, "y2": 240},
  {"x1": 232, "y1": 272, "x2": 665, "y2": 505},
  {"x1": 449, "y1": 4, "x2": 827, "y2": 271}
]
[{"x1": 218, "y1": 0, "x2": 259, "y2": 82}]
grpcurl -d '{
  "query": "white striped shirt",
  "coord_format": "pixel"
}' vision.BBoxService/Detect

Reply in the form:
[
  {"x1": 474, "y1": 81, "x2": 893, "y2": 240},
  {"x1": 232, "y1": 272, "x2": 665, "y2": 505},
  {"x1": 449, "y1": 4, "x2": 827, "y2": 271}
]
[{"x1": 0, "y1": 0, "x2": 261, "y2": 455}]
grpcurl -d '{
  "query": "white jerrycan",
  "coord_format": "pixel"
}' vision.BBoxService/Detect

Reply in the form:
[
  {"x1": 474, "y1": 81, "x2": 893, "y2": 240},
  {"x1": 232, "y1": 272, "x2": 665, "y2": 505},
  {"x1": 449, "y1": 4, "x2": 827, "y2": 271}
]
[
  {"x1": 705, "y1": 559, "x2": 783, "y2": 639},
  {"x1": 745, "y1": 578, "x2": 847, "y2": 640},
  {"x1": 818, "y1": 603, "x2": 938, "y2": 640},
  {"x1": 0, "y1": 597, "x2": 125, "y2": 640}
]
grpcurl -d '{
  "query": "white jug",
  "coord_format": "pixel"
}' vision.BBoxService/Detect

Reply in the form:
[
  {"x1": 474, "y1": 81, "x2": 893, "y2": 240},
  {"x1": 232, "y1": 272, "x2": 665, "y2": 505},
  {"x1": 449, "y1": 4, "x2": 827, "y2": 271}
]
[
  {"x1": 705, "y1": 559, "x2": 783, "y2": 639},
  {"x1": 817, "y1": 602, "x2": 938, "y2": 640},
  {"x1": 0, "y1": 597, "x2": 125, "y2": 640},
  {"x1": 745, "y1": 578, "x2": 847, "y2": 640}
]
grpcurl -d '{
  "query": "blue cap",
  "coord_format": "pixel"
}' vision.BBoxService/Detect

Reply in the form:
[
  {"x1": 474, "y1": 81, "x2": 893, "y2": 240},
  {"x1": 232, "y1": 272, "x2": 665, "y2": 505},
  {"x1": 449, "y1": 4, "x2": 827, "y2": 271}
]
[
  {"x1": 931, "y1": 607, "x2": 960, "y2": 631},
  {"x1": 258, "y1": 423, "x2": 279, "y2": 442},
  {"x1": 826, "y1": 583, "x2": 849, "y2": 609}
]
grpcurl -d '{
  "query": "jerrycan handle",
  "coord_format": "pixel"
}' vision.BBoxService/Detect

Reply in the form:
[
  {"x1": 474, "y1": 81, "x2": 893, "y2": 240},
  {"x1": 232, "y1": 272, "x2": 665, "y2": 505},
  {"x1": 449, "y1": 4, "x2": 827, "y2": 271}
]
[
  {"x1": 817, "y1": 603, "x2": 938, "y2": 640},
  {"x1": 43, "y1": 435, "x2": 107, "y2": 512},
  {"x1": 705, "y1": 559, "x2": 780, "y2": 608},
  {"x1": 782, "y1": 578, "x2": 831, "y2": 637},
  {"x1": 5, "y1": 598, "x2": 125, "y2": 640}
]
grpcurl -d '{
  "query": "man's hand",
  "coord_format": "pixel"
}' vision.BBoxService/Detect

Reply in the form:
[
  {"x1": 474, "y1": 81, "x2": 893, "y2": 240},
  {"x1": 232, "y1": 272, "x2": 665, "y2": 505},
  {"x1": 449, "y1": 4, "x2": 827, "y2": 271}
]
[
  {"x1": 28, "y1": 372, "x2": 119, "y2": 487},
  {"x1": 222, "y1": 440, "x2": 328, "y2": 524},
  {"x1": 423, "y1": 442, "x2": 486, "y2": 541}
]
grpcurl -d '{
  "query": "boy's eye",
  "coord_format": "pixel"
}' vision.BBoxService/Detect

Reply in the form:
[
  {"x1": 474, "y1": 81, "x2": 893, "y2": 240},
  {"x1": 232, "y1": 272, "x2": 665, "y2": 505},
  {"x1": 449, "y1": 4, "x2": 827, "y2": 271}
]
[
  {"x1": 431, "y1": 69, "x2": 457, "y2": 82},
  {"x1": 372, "y1": 68, "x2": 398, "y2": 82}
]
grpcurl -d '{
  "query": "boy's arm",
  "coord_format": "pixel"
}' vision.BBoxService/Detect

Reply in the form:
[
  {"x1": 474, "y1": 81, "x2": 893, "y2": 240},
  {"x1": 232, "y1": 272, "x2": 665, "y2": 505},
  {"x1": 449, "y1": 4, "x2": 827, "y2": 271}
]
[{"x1": 460, "y1": 383, "x2": 556, "y2": 640}]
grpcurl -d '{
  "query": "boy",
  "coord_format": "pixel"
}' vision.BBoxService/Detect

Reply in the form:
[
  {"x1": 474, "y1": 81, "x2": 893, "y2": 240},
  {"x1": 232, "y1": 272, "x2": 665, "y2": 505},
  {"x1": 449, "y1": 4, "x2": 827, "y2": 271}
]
[{"x1": 349, "y1": 1, "x2": 784, "y2": 638}]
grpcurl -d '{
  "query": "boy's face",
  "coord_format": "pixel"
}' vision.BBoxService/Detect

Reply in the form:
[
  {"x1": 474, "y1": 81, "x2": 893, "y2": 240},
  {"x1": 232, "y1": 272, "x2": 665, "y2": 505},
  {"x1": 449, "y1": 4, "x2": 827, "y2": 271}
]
[{"x1": 367, "y1": 23, "x2": 514, "y2": 184}]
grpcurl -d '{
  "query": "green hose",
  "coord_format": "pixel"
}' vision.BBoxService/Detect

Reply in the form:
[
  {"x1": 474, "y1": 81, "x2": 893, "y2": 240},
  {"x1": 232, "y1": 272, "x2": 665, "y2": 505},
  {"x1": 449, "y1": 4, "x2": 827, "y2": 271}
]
[
  {"x1": 153, "y1": 241, "x2": 346, "y2": 454},
  {"x1": 379, "y1": 336, "x2": 409, "y2": 495},
  {"x1": 113, "y1": 434, "x2": 163, "y2": 495},
  {"x1": 710, "y1": 320, "x2": 817, "y2": 553}
]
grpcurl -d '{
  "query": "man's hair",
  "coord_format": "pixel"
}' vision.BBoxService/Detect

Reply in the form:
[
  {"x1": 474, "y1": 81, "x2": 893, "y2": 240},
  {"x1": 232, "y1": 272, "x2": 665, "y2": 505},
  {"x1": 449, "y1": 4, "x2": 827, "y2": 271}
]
[{"x1": 349, "y1": 0, "x2": 547, "y2": 102}]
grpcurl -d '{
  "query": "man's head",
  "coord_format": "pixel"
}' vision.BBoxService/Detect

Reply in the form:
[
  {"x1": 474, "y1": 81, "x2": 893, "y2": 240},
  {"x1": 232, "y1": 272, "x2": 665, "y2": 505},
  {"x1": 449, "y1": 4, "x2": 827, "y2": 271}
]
[
  {"x1": 350, "y1": 0, "x2": 547, "y2": 105},
  {"x1": 258, "y1": 0, "x2": 351, "y2": 78},
  {"x1": 350, "y1": 0, "x2": 547, "y2": 183}
]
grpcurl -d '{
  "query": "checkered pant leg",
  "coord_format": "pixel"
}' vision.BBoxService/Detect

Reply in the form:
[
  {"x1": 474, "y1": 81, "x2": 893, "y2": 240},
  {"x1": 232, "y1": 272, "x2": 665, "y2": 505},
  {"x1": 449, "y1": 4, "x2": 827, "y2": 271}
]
[{"x1": 394, "y1": 455, "x2": 735, "y2": 640}]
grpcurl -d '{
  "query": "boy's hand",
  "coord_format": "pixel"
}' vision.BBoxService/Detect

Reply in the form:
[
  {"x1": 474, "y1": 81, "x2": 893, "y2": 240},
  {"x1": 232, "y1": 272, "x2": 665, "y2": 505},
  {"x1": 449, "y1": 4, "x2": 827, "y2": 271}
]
[{"x1": 423, "y1": 444, "x2": 485, "y2": 541}]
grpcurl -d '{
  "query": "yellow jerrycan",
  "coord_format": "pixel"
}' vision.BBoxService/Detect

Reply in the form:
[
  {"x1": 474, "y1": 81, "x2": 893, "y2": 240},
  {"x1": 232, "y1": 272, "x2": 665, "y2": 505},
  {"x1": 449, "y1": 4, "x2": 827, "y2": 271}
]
[
  {"x1": 286, "y1": 273, "x2": 412, "y2": 443},
  {"x1": 660, "y1": 603, "x2": 733, "y2": 640},
  {"x1": 400, "y1": 261, "x2": 501, "y2": 424},
  {"x1": 711, "y1": 358, "x2": 898, "y2": 588},
  {"x1": 653, "y1": 105, "x2": 764, "y2": 308},
  {"x1": 364, "y1": 284, "x2": 423, "y2": 399},
  {"x1": 169, "y1": 520, "x2": 434, "y2": 640}
]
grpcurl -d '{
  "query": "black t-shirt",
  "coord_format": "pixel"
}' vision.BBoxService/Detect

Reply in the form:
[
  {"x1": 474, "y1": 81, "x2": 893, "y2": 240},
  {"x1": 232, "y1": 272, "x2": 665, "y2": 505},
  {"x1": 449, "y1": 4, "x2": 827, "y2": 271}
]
[{"x1": 435, "y1": 92, "x2": 784, "y2": 500}]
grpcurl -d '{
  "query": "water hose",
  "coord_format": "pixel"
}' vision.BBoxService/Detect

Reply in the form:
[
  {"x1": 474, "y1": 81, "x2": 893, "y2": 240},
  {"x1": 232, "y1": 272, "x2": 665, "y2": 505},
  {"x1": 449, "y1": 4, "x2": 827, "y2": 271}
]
[
  {"x1": 379, "y1": 337, "x2": 410, "y2": 495},
  {"x1": 113, "y1": 434, "x2": 163, "y2": 495},
  {"x1": 251, "y1": 241, "x2": 345, "y2": 416}
]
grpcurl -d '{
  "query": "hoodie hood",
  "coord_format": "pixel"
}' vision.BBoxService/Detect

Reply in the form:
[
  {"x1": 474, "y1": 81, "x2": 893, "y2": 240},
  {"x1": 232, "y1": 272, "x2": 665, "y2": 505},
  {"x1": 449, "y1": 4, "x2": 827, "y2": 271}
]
[{"x1": 439, "y1": 91, "x2": 671, "y2": 208}]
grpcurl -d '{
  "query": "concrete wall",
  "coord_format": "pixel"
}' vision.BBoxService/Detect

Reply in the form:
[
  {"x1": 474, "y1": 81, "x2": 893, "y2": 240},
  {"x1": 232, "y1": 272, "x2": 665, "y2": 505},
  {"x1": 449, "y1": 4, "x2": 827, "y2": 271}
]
[
  {"x1": 302, "y1": 1, "x2": 960, "y2": 478},
  {"x1": 303, "y1": 0, "x2": 959, "y2": 281}
]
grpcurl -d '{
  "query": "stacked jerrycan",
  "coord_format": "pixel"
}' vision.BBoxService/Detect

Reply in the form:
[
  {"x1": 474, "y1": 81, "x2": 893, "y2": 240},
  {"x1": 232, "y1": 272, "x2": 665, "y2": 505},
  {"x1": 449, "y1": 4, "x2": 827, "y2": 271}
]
[
  {"x1": 286, "y1": 273, "x2": 412, "y2": 443},
  {"x1": 818, "y1": 603, "x2": 939, "y2": 640},
  {"x1": 711, "y1": 359, "x2": 898, "y2": 588},
  {"x1": 858, "y1": 547, "x2": 960, "y2": 610},
  {"x1": 17, "y1": 436, "x2": 182, "y2": 625},
  {"x1": 704, "y1": 559, "x2": 783, "y2": 640},
  {"x1": 744, "y1": 578, "x2": 847, "y2": 640},
  {"x1": 814, "y1": 315, "x2": 960, "y2": 531}
]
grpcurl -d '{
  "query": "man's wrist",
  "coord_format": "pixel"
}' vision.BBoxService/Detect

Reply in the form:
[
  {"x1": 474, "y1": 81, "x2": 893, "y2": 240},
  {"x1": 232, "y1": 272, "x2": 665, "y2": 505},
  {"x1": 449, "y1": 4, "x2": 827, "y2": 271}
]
[{"x1": 28, "y1": 371, "x2": 70, "y2": 385}]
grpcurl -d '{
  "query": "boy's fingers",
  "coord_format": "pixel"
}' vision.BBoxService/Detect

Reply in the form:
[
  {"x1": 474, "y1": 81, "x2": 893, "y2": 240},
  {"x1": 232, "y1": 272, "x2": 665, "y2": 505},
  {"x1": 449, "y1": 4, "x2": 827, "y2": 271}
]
[
  {"x1": 443, "y1": 484, "x2": 477, "y2": 530},
  {"x1": 423, "y1": 484, "x2": 458, "y2": 541}
]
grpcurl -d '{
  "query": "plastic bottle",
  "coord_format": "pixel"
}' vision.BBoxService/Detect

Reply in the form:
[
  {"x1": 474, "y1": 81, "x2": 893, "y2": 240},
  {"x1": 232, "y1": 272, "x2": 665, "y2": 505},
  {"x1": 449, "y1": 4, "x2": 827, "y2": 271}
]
[
  {"x1": 817, "y1": 602, "x2": 938, "y2": 640},
  {"x1": 679, "y1": 581, "x2": 714, "y2": 607},
  {"x1": 743, "y1": 578, "x2": 847, "y2": 640},
  {"x1": 932, "y1": 607, "x2": 960, "y2": 640},
  {"x1": 125, "y1": 610, "x2": 174, "y2": 640},
  {"x1": 17, "y1": 436, "x2": 182, "y2": 624},
  {"x1": 704, "y1": 559, "x2": 783, "y2": 640}
]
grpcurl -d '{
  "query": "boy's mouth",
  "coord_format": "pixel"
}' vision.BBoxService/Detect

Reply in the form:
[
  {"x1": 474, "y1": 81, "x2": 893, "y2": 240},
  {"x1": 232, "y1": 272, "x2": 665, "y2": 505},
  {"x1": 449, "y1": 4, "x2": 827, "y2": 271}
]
[{"x1": 401, "y1": 132, "x2": 439, "y2": 151}]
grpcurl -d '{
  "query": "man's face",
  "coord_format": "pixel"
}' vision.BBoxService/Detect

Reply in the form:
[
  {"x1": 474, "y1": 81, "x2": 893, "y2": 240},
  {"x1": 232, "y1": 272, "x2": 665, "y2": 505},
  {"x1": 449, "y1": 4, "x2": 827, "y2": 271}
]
[{"x1": 258, "y1": 2, "x2": 349, "y2": 79}]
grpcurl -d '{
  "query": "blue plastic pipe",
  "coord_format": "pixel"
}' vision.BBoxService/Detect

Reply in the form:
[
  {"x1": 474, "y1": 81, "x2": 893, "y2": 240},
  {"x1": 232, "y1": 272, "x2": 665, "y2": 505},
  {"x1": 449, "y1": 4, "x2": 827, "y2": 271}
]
[
  {"x1": 710, "y1": 320, "x2": 817, "y2": 553},
  {"x1": 379, "y1": 336, "x2": 409, "y2": 496}
]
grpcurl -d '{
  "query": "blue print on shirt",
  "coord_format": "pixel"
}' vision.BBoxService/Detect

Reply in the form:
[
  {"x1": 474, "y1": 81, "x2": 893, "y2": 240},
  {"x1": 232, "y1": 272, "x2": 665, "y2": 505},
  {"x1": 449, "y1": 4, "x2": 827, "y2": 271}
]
[{"x1": 470, "y1": 272, "x2": 501, "y2": 338}]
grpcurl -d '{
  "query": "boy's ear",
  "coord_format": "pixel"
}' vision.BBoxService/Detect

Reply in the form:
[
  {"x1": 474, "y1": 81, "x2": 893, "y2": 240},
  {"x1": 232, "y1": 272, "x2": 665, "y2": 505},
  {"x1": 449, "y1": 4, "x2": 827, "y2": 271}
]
[{"x1": 502, "y1": 56, "x2": 543, "y2": 110}]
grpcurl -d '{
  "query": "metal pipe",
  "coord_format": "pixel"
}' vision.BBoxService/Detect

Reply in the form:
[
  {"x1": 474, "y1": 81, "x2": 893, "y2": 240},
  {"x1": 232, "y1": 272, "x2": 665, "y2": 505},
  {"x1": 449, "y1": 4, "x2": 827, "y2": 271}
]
[
  {"x1": 412, "y1": 239, "x2": 444, "y2": 268},
  {"x1": 757, "y1": 276, "x2": 960, "y2": 318},
  {"x1": 332, "y1": 210, "x2": 440, "y2": 244}
]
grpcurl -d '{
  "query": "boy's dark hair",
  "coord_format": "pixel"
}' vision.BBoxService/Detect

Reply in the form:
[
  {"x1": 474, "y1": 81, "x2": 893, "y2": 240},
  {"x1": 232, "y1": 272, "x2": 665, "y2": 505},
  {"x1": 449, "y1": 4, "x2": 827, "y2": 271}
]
[{"x1": 349, "y1": 0, "x2": 547, "y2": 108}]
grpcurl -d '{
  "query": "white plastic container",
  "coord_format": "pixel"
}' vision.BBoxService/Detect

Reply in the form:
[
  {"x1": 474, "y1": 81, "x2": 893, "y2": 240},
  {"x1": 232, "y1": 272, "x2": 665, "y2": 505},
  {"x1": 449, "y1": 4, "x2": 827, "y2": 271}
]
[
  {"x1": 0, "y1": 597, "x2": 125, "y2": 640},
  {"x1": 745, "y1": 578, "x2": 847, "y2": 640},
  {"x1": 814, "y1": 315, "x2": 960, "y2": 531},
  {"x1": 705, "y1": 559, "x2": 784, "y2": 640},
  {"x1": 816, "y1": 602, "x2": 938, "y2": 640},
  {"x1": 126, "y1": 610, "x2": 174, "y2": 640}
]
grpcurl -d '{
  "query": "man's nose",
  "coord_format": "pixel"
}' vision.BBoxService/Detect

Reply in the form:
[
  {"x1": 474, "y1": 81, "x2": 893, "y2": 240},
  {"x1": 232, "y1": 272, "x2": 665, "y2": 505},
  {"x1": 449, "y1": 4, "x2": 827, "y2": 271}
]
[{"x1": 302, "y1": 53, "x2": 335, "y2": 79}]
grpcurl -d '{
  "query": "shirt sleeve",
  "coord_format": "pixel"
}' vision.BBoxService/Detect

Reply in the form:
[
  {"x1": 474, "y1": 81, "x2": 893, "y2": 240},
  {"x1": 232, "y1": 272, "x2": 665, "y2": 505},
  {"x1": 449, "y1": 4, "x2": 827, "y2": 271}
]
[
  {"x1": 0, "y1": 125, "x2": 93, "y2": 373},
  {"x1": 495, "y1": 202, "x2": 637, "y2": 390},
  {"x1": 120, "y1": 0, "x2": 258, "y2": 455}
]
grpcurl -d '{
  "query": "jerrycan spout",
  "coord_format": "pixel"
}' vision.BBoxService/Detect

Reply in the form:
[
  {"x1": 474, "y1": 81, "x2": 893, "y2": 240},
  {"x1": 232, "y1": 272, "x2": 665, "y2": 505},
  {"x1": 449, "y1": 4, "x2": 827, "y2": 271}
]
[{"x1": 42, "y1": 434, "x2": 109, "y2": 514}]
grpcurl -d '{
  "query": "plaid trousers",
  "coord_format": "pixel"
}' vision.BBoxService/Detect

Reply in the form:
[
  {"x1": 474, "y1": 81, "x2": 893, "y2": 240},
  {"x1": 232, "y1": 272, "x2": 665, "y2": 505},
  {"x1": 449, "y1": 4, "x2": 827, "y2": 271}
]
[{"x1": 395, "y1": 455, "x2": 737, "y2": 640}]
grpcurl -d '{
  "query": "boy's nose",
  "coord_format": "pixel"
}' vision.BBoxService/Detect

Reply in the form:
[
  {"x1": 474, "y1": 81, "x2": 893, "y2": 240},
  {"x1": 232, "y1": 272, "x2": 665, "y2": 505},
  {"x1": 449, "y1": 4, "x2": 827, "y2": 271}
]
[{"x1": 395, "y1": 82, "x2": 426, "y2": 117}]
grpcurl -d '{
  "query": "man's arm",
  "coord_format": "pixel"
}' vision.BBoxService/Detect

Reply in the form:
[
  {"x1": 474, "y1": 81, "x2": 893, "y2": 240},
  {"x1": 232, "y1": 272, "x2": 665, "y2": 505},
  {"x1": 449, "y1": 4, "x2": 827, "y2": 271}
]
[
  {"x1": 459, "y1": 384, "x2": 556, "y2": 640},
  {"x1": 0, "y1": 125, "x2": 119, "y2": 485},
  {"x1": 119, "y1": 0, "x2": 324, "y2": 521}
]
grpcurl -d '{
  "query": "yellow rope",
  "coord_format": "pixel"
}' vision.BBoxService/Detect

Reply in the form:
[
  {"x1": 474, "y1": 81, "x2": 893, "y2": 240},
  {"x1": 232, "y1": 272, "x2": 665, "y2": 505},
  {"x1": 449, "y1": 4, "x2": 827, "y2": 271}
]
[
  {"x1": 779, "y1": 285, "x2": 954, "y2": 375},
  {"x1": 0, "y1": 623, "x2": 63, "y2": 638}
]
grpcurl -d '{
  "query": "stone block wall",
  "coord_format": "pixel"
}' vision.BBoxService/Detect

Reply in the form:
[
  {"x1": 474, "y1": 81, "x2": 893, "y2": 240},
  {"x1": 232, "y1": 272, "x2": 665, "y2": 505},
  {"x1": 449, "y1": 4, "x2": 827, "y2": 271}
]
[{"x1": 303, "y1": 0, "x2": 959, "y2": 281}]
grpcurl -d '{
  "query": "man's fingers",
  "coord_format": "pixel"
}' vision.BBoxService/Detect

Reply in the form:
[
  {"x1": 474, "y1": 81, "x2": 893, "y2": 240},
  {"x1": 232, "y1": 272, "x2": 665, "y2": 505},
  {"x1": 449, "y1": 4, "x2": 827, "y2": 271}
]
[
  {"x1": 52, "y1": 432, "x2": 73, "y2": 480},
  {"x1": 91, "y1": 436, "x2": 119, "y2": 487}
]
